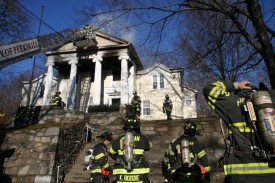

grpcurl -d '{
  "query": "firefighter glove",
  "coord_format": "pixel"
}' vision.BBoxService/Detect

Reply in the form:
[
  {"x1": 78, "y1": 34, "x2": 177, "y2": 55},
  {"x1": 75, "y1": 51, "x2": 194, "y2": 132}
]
[{"x1": 101, "y1": 168, "x2": 110, "y2": 176}]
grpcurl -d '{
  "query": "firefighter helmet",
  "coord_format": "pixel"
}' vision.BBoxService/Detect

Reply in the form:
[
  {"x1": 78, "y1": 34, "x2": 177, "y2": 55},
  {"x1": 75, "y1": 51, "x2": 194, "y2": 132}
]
[
  {"x1": 123, "y1": 115, "x2": 141, "y2": 129},
  {"x1": 96, "y1": 132, "x2": 112, "y2": 141},
  {"x1": 184, "y1": 121, "x2": 199, "y2": 136}
]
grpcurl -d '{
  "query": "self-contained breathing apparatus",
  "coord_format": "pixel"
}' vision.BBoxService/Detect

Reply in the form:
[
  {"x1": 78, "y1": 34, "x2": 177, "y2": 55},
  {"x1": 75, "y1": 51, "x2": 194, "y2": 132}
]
[
  {"x1": 83, "y1": 148, "x2": 94, "y2": 169},
  {"x1": 240, "y1": 85, "x2": 275, "y2": 161},
  {"x1": 173, "y1": 138, "x2": 203, "y2": 183},
  {"x1": 178, "y1": 139, "x2": 191, "y2": 166},
  {"x1": 124, "y1": 130, "x2": 134, "y2": 171}
]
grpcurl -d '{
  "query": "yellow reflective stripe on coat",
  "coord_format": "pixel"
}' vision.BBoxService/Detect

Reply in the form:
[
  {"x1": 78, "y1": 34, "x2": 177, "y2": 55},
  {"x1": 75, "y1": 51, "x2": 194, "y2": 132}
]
[
  {"x1": 118, "y1": 149, "x2": 144, "y2": 155},
  {"x1": 224, "y1": 162, "x2": 275, "y2": 175},
  {"x1": 231, "y1": 122, "x2": 254, "y2": 133},
  {"x1": 197, "y1": 150, "x2": 206, "y2": 159},
  {"x1": 169, "y1": 148, "x2": 175, "y2": 156},
  {"x1": 103, "y1": 162, "x2": 110, "y2": 169},
  {"x1": 204, "y1": 166, "x2": 211, "y2": 172},
  {"x1": 113, "y1": 168, "x2": 150, "y2": 175},
  {"x1": 94, "y1": 153, "x2": 105, "y2": 160},
  {"x1": 207, "y1": 81, "x2": 230, "y2": 110},
  {"x1": 109, "y1": 146, "x2": 116, "y2": 154},
  {"x1": 90, "y1": 168, "x2": 102, "y2": 174}
]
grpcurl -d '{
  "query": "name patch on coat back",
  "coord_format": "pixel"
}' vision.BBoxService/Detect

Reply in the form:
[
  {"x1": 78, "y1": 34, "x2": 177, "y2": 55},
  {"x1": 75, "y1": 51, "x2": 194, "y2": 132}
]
[{"x1": 119, "y1": 175, "x2": 140, "y2": 181}]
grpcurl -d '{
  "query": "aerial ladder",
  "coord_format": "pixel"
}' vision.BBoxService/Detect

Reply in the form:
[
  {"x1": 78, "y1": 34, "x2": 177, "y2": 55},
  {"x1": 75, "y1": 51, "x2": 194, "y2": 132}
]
[{"x1": 0, "y1": 25, "x2": 97, "y2": 69}]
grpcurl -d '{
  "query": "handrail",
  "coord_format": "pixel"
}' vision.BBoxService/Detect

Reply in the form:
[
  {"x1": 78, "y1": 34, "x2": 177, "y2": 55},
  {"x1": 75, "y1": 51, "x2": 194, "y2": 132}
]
[{"x1": 56, "y1": 124, "x2": 100, "y2": 183}]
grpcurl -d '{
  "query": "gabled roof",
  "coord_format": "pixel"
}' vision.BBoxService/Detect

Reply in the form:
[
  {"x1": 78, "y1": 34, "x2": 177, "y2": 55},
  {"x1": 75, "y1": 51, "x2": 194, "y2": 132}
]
[
  {"x1": 137, "y1": 62, "x2": 182, "y2": 75},
  {"x1": 47, "y1": 29, "x2": 143, "y2": 69}
]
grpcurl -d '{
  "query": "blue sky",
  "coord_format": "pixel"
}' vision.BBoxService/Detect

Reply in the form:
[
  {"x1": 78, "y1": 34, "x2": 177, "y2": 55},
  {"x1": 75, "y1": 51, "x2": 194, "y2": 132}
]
[
  {"x1": 22, "y1": 0, "x2": 91, "y2": 34},
  {"x1": 1, "y1": 0, "x2": 93, "y2": 74},
  {"x1": 2, "y1": 0, "x2": 275, "y2": 76}
]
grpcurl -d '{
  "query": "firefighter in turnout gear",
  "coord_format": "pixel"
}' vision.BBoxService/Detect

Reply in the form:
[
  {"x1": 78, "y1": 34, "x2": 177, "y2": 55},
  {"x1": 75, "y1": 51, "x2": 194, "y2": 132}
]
[
  {"x1": 163, "y1": 121, "x2": 211, "y2": 183},
  {"x1": 89, "y1": 132, "x2": 113, "y2": 183},
  {"x1": 203, "y1": 80, "x2": 275, "y2": 183},
  {"x1": 163, "y1": 94, "x2": 173, "y2": 120},
  {"x1": 131, "y1": 91, "x2": 141, "y2": 119},
  {"x1": 109, "y1": 115, "x2": 151, "y2": 183},
  {"x1": 50, "y1": 91, "x2": 65, "y2": 108}
]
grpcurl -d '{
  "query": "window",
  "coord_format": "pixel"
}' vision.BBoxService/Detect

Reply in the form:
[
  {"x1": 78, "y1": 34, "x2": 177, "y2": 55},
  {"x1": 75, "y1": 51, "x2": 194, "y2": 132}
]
[
  {"x1": 152, "y1": 74, "x2": 164, "y2": 89},
  {"x1": 153, "y1": 75, "x2": 157, "y2": 89},
  {"x1": 160, "y1": 74, "x2": 164, "y2": 88},
  {"x1": 185, "y1": 92, "x2": 192, "y2": 106},
  {"x1": 143, "y1": 100, "x2": 151, "y2": 115}
]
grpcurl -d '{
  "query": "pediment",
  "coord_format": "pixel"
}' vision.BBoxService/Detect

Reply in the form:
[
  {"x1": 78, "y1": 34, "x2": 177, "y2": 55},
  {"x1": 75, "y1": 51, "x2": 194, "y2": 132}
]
[{"x1": 57, "y1": 30, "x2": 129, "y2": 52}]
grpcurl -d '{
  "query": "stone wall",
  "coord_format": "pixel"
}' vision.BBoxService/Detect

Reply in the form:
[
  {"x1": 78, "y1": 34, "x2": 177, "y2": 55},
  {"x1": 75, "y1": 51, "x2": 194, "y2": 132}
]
[
  {"x1": 1, "y1": 127, "x2": 60, "y2": 183},
  {"x1": 1, "y1": 109, "x2": 226, "y2": 183},
  {"x1": 38, "y1": 107, "x2": 85, "y2": 124},
  {"x1": 0, "y1": 121, "x2": 87, "y2": 183}
]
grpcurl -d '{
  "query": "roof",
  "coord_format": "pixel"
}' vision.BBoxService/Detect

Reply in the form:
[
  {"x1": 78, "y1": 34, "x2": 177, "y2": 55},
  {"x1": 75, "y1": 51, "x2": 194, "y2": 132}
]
[{"x1": 137, "y1": 62, "x2": 182, "y2": 75}]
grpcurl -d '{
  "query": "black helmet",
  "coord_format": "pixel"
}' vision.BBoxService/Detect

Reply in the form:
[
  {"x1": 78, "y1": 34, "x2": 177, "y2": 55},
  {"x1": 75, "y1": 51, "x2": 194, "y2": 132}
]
[
  {"x1": 184, "y1": 121, "x2": 199, "y2": 136},
  {"x1": 123, "y1": 116, "x2": 140, "y2": 129},
  {"x1": 165, "y1": 94, "x2": 169, "y2": 98},
  {"x1": 96, "y1": 132, "x2": 112, "y2": 141}
]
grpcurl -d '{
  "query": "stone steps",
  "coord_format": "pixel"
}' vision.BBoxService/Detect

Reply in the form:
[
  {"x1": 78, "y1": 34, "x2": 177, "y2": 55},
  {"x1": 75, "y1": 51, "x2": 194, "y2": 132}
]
[
  {"x1": 63, "y1": 143, "x2": 91, "y2": 183},
  {"x1": 63, "y1": 117, "x2": 225, "y2": 183}
]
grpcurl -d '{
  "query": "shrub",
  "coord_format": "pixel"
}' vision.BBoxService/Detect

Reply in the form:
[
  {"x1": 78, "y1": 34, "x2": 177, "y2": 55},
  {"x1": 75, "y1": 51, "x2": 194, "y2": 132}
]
[{"x1": 88, "y1": 104, "x2": 120, "y2": 113}]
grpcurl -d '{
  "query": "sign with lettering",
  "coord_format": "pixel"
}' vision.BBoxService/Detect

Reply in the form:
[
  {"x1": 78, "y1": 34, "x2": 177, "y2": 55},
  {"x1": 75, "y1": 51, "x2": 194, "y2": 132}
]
[{"x1": 0, "y1": 39, "x2": 39, "y2": 62}]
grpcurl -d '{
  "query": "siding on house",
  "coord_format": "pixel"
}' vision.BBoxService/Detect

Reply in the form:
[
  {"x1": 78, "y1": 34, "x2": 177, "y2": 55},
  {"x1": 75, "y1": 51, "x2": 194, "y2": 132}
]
[{"x1": 136, "y1": 63, "x2": 197, "y2": 120}]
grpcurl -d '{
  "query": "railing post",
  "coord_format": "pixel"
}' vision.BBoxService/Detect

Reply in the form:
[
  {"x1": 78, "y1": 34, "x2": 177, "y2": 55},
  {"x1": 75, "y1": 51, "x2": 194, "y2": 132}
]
[
  {"x1": 86, "y1": 124, "x2": 89, "y2": 142},
  {"x1": 57, "y1": 165, "x2": 60, "y2": 183}
]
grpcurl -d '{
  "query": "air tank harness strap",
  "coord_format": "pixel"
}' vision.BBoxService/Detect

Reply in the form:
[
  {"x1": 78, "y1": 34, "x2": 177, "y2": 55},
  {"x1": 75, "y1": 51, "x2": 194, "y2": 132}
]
[{"x1": 254, "y1": 103, "x2": 275, "y2": 111}]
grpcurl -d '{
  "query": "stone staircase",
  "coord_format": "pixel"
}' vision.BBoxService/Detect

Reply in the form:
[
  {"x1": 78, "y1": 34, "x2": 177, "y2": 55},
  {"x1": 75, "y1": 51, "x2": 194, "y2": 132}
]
[
  {"x1": 63, "y1": 116, "x2": 225, "y2": 183},
  {"x1": 63, "y1": 143, "x2": 91, "y2": 183}
]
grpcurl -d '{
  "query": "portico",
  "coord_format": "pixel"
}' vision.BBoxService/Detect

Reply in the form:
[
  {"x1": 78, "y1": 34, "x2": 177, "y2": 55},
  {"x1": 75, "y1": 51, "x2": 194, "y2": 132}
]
[{"x1": 41, "y1": 30, "x2": 142, "y2": 112}]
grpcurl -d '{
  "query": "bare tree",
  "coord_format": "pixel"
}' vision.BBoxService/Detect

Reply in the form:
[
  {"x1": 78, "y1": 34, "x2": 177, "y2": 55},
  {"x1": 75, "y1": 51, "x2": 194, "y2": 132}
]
[
  {"x1": 0, "y1": 0, "x2": 32, "y2": 42},
  {"x1": 0, "y1": 71, "x2": 31, "y2": 125},
  {"x1": 77, "y1": 0, "x2": 275, "y2": 88}
]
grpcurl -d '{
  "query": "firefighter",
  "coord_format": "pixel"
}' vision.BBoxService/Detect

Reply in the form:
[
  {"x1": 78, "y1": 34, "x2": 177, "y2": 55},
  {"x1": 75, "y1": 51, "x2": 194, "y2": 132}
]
[
  {"x1": 131, "y1": 91, "x2": 141, "y2": 119},
  {"x1": 50, "y1": 91, "x2": 65, "y2": 108},
  {"x1": 163, "y1": 121, "x2": 211, "y2": 183},
  {"x1": 163, "y1": 94, "x2": 173, "y2": 120},
  {"x1": 89, "y1": 131, "x2": 113, "y2": 183},
  {"x1": 203, "y1": 80, "x2": 275, "y2": 183},
  {"x1": 109, "y1": 115, "x2": 151, "y2": 183}
]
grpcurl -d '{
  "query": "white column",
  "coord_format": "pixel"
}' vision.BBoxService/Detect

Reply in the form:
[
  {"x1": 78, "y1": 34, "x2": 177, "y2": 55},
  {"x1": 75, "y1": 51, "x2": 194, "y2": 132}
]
[
  {"x1": 66, "y1": 59, "x2": 78, "y2": 109},
  {"x1": 119, "y1": 55, "x2": 129, "y2": 104},
  {"x1": 92, "y1": 54, "x2": 103, "y2": 105},
  {"x1": 129, "y1": 65, "x2": 135, "y2": 102},
  {"x1": 42, "y1": 56, "x2": 54, "y2": 105}
]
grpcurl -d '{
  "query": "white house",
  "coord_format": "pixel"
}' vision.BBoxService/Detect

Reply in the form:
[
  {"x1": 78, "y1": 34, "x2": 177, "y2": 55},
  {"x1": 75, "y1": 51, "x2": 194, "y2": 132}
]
[
  {"x1": 137, "y1": 63, "x2": 197, "y2": 120},
  {"x1": 21, "y1": 28, "x2": 197, "y2": 120}
]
